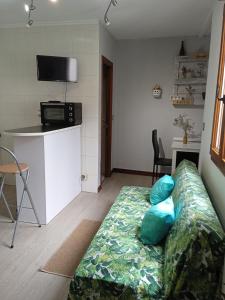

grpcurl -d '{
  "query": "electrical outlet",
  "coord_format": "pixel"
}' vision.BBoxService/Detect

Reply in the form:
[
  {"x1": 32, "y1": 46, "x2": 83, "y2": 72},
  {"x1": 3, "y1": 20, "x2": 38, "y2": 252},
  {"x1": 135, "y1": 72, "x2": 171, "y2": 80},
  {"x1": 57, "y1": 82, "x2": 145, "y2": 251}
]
[
  {"x1": 203, "y1": 122, "x2": 205, "y2": 131},
  {"x1": 81, "y1": 174, "x2": 88, "y2": 181}
]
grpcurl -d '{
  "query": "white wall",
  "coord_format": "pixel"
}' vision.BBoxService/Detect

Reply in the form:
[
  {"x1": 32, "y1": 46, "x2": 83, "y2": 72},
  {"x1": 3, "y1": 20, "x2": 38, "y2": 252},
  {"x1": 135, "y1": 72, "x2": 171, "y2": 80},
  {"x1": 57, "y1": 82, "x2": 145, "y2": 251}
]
[
  {"x1": 199, "y1": 1, "x2": 225, "y2": 228},
  {"x1": 114, "y1": 37, "x2": 210, "y2": 172},
  {"x1": 99, "y1": 24, "x2": 117, "y2": 180},
  {"x1": 0, "y1": 24, "x2": 100, "y2": 192}
]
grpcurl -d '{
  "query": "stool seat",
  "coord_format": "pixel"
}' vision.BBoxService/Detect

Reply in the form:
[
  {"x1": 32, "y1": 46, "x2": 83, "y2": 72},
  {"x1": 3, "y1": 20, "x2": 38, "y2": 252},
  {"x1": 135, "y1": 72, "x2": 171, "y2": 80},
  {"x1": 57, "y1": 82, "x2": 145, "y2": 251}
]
[{"x1": 0, "y1": 163, "x2": 29, "y2": 174}]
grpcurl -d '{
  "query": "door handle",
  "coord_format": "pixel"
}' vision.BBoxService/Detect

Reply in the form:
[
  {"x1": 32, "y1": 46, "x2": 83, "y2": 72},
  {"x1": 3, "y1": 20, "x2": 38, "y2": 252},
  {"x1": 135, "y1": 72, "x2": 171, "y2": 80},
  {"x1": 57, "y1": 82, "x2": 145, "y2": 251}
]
[
  {"x1": 218, "y1": 95, "x2": 225, "y2": 103},
  {"x1": 216, "y1": 85, "x2": 225, "y2": 103}
]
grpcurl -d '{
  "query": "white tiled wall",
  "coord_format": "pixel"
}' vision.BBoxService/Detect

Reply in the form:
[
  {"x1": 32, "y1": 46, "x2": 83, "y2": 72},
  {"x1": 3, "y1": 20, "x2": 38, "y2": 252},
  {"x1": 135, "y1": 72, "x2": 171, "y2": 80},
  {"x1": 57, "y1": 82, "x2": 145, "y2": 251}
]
[{"x1": 0, "y1": 24, "x2": 100, "y2": 192}]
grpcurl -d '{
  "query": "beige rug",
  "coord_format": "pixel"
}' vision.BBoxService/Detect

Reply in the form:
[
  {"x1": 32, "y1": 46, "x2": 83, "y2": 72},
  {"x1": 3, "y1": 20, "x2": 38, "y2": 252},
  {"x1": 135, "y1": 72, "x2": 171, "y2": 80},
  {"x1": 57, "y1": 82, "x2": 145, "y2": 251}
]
[{"x1": 40, "y1": 219, "x2": 101, "y2": 278}]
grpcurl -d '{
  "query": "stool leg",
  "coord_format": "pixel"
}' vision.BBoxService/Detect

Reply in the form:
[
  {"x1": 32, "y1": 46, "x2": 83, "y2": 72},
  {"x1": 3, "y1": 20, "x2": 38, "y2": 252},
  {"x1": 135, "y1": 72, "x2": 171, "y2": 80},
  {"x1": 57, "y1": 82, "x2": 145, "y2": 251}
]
[
  {"x1": 0, "y1": 176, "x2": 14, "y2": 222},
  {"x1": 2, "y1": 192, "x2": 14, "y2": 223},
  {"x1": 10, "y1": 191, "x2": 24, "y2": 248},
  {"x1": 10, "y1": 179, "x2": 26, "y2": 248},
  {"x1": 0, "y1": 175, "x2": 5, "y2": 200},
  {"x1": 21, "y1": 170, "x2": 41, "y2": 228}
]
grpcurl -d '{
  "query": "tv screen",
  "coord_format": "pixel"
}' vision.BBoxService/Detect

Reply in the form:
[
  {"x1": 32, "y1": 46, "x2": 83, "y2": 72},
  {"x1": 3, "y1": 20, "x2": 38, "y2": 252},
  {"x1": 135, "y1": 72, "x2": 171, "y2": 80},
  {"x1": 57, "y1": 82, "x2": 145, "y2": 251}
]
[{"x1": 36, "y1": 55, "x2": 78, "y2": 82}]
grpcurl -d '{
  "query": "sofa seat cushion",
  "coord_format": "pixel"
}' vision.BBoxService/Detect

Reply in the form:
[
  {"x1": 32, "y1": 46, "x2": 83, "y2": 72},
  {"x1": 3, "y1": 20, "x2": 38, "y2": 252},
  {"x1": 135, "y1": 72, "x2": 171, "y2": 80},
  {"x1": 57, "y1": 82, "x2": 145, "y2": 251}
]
[{"x1": 68, "y1": 186, "x2": 164, "y2": 300}]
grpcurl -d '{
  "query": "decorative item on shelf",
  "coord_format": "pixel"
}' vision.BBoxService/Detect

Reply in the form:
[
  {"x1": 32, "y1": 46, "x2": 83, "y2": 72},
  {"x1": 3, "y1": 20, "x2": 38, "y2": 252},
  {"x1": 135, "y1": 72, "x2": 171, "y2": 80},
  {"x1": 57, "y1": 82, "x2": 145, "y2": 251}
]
[
  {"x1": 171, "y1": 96, "x2": 181, "y2": 104},
  {"x1": 179, "y1": 41, "x2": 186, "y2": 56},
  {"x1": 202, "y1": 91, "x2": 206, "y2": 100},
  {"x1": 181, "y1": 66, "x2": 187, "y2": 79},
  {"x1": 173, "y1": 114, "x2": 194, "y2": 144},
  {"x1": 196, "y1": 63, "x2": 206, "y2": 78},
  {"x1": 183, "y1": 131, "x2": 188, "y2": 144},
  {"x1": 171, "y1": 96, "x2": 193, "y2": 105},
  {"x1": 186, "y1": 68, "x2": 192, "y2": 79},
  {"x1": 173, "y1": 52, "x2": 208, "y2": 109},
  {"x1": 152, "y1": 84, "x2": 162, "y2": 99},
  {"x1": 185, "y1": 85, "x2": 195, "y2": 103},
  {"x1": 192, "y1": 52, "x2": 208, "y2": 59}
]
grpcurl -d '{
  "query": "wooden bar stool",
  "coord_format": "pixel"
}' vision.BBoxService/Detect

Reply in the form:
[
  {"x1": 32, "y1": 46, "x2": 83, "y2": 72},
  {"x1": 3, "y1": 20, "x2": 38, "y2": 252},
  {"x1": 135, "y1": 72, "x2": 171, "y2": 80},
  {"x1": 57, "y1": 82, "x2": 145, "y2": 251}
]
[{"x1": 0, "y1": 146, "x2": 41, "y2": 248}]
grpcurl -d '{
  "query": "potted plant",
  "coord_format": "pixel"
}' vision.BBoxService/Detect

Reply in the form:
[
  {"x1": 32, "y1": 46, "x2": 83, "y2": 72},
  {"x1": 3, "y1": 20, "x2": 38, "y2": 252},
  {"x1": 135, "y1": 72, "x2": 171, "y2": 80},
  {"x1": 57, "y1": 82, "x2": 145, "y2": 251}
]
[{"x1": 173, "y1": 114, "x2": 194, "y2": 144}]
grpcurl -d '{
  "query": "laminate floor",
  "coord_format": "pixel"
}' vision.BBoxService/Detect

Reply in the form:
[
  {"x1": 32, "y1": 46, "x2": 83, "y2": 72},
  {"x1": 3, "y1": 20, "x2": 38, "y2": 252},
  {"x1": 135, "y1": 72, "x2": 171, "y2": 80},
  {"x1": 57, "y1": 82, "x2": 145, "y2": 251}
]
[{"x1": 0, "y1": 173, "x2": 151, "y2": 300}]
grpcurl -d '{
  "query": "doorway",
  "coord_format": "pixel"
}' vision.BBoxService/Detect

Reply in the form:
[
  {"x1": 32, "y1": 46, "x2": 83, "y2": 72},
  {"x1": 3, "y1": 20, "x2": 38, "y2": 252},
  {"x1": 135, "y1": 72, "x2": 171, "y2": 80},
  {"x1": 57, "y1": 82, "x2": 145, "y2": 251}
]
[{"x1": 101, "y1": 56, "x2": 113, "y2": 183}]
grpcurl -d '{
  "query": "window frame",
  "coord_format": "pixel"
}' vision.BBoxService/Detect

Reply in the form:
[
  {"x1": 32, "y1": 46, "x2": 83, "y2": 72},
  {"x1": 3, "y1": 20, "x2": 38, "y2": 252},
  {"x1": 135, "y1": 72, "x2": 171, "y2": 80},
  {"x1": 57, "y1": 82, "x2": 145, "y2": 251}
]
[{"x1": 210, "y1": 4, "x2": 225, "y2": 175}]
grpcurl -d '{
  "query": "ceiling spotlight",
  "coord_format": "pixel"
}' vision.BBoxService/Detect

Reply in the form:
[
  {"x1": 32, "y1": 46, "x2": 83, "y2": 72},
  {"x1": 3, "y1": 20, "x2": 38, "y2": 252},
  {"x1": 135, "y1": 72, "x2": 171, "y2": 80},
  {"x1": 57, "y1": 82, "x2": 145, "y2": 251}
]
[
  {"x1": 30, "y1": 4, "x2": 36, "y2": 11},
  {"x1": 111, "y1": 0, "x2": 118, "y2": 6},
  {"x1": 104, "y1": 0, "x2": 118, "y2": 26},
  {"x1": 24, "y1": 1, "x2": 35, "y2": 13},
  {"x1": 24, "y1": 4, "x2": 30, "y2": 13},
  {"x1": 25, "y1": 0, "x2": 36, "y2": 28},
  {"x1": 26, "y1": 19, "x2": 33, "y2": 28},
  {"x1": 24, "y1": 0, "x2": 58, "y2": 28},
  {"x1": 104, "y1": 16, "x2": 111, "y2": 26}
]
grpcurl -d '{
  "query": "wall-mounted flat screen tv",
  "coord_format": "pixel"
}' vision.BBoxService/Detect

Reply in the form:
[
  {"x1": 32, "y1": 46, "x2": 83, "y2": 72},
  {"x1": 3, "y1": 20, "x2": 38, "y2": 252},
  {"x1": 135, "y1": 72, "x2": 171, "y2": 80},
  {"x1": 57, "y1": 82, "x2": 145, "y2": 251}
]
[{"x1": 36, "y1": 55, "x2": 78, "y2": 82}]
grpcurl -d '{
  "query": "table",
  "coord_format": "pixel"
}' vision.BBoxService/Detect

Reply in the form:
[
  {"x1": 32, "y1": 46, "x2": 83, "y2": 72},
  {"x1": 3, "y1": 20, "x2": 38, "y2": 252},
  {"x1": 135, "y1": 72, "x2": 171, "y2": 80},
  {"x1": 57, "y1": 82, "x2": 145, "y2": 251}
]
[{"x1": 171, "y1": 140, "x2": 201, "y2": 173}]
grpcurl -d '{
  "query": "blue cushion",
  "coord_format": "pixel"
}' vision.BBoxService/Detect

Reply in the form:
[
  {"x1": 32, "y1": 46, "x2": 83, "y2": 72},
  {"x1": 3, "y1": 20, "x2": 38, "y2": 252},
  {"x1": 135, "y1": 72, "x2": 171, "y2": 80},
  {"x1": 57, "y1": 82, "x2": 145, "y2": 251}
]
[
  {"x1": 150, "y1": 175, "x2": 174, "y2": 205},
  {"x1": 140, "y1": 196, "x2": 175, "y2": 245}
]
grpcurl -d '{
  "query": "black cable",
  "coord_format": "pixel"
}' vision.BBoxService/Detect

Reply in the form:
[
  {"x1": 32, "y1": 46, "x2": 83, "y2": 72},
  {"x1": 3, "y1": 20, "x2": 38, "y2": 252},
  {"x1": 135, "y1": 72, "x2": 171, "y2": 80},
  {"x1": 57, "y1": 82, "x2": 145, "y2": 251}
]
[{"x1": 65, "y1": 81, "x2": 68, "y2": 103}]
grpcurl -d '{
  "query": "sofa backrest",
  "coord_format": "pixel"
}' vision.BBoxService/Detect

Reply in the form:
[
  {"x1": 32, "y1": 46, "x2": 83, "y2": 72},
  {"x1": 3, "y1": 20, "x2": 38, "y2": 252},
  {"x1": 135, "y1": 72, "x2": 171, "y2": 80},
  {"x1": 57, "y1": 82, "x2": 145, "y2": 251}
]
[{"x1": 163, "y1": 160, "x2": 225, "y2": 300}]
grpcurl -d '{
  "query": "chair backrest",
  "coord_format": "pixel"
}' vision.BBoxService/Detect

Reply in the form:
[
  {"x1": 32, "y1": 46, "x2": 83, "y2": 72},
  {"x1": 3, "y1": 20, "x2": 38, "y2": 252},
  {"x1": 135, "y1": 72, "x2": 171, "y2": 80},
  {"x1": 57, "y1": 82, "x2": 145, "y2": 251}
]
[
  {"x1": 152, "y1": 129, "x2": 159, "y2": 162},
  {"x1": 0, "y1": 146, "x2": 23, "y2": 174}
]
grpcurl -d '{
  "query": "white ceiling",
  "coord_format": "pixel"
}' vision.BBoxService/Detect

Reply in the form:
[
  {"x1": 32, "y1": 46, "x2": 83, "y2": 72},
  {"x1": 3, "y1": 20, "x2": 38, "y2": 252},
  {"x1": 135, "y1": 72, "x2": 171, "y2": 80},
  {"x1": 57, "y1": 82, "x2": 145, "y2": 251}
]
[{"x1": 0, "y1": 0, "x2": 214, "y2": 39}]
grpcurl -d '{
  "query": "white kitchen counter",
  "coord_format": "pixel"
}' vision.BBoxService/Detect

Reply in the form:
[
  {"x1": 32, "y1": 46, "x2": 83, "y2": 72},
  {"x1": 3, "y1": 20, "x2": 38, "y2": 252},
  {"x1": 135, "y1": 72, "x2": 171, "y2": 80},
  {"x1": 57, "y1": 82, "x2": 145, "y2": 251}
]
[
  {"x1": 5, "y1": 125, "x2": 81, "y2": 137},
  {"x1": 4, "y1": 125, "x2": 81, "y2": 225}
]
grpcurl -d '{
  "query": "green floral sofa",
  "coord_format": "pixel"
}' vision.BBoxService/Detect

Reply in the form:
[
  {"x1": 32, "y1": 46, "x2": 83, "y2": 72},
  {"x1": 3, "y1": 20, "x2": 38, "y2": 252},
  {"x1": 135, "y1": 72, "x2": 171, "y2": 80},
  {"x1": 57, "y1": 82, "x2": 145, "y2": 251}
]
[{"x1": 68, "y1": 160, "x2": 225, "y2": 300}]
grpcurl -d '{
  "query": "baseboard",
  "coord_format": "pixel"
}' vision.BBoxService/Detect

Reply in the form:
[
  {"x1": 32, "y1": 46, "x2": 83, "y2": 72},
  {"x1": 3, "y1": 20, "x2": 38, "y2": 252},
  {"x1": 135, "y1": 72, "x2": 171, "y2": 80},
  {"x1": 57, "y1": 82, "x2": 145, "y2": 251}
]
[
  {"x1": 99, "y1": 169, "x2": 165, "y2": 189},
  {"x1": 113, "y1": 168, "x2": 154, "y2": 177}
]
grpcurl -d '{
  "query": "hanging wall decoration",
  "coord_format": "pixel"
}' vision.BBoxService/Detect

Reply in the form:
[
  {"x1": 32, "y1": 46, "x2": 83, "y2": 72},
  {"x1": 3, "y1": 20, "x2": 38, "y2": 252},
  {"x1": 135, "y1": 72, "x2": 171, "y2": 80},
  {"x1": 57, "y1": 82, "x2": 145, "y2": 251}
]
[{"x1": 152, "y1": 84, "x2": 162, "y2": 99}]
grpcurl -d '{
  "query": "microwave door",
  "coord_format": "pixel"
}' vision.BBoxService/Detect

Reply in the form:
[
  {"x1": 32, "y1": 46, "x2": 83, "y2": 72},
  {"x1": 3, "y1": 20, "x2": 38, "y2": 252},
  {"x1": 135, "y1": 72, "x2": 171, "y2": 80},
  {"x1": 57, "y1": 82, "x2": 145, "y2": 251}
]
[{"x1": 44, "y1": 106, "x2": 65, "y2": 124}]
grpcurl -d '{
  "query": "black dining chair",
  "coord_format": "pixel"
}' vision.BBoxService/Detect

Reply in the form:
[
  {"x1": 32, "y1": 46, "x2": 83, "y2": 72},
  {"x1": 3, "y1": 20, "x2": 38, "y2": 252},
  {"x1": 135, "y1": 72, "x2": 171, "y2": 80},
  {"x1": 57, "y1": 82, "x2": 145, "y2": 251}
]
[{"x1": 152, "y1": 129, "x2": 172, "y2": 185}]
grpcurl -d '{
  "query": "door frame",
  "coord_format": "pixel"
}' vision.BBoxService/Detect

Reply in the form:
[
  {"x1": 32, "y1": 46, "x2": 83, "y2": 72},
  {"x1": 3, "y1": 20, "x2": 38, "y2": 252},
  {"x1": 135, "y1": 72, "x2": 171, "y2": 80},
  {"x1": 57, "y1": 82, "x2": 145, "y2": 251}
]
[{"x1": 101, "y1": 56, "x2": 113, "y2": 179}]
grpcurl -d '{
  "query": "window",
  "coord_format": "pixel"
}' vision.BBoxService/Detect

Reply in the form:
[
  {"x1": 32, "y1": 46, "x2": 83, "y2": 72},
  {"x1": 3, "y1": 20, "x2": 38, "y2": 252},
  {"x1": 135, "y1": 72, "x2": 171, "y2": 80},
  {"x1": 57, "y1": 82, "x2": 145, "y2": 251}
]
[{"x1": 211, "y1": 5, "x2": 225, "y2": 175}]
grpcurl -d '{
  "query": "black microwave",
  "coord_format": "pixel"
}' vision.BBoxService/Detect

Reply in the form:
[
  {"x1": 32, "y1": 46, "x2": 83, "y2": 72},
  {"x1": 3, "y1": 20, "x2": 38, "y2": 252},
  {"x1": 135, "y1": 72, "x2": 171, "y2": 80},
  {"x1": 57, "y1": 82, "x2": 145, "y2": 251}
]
[{"x1": 40, "y1": 101, "x2": 82, "y2": 126}]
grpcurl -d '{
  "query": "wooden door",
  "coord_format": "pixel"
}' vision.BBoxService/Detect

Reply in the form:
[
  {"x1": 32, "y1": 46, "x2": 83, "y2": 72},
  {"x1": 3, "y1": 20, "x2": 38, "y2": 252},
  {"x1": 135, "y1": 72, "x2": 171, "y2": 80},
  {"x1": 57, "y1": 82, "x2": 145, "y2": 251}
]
[{"x1": 101, "y1": 57, "x2": 113, "y2": 182}]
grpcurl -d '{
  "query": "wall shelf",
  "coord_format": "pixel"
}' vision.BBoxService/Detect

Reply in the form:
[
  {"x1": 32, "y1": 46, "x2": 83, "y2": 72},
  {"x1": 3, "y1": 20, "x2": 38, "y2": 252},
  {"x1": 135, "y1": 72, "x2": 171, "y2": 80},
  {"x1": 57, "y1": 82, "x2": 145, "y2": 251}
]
[
  {"x1": 174, "y1": 78, "x2": 207, "y2": 85},
  {"x1": 176, "y1": 56, "x2": 208, "y2": 63},
  {"x1": 172, "y1": 55, "x2": 208, "y2": 108},
  {"x1": 173, "y1": 104, "x2": 204, "y2": 109}
]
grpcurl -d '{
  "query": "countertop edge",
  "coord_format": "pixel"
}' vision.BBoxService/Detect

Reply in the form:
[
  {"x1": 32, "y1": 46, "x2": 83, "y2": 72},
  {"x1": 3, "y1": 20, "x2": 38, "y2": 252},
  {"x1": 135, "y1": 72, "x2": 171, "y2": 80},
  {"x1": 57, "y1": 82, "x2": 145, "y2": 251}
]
[
  {"x1": 4, "y1": 125, "x2": 81, "y2": 137},
  {"x1": 171, "y1": 141, "x2": 201, "y2": 151}
]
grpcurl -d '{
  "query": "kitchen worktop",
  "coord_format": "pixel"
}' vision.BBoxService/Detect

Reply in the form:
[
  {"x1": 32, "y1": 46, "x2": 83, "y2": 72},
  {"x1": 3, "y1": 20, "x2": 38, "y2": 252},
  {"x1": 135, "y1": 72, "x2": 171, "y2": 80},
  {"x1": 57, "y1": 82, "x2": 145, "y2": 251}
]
[{"x1": 4, "y1": 125, "x2": 81, "y2": 137}]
